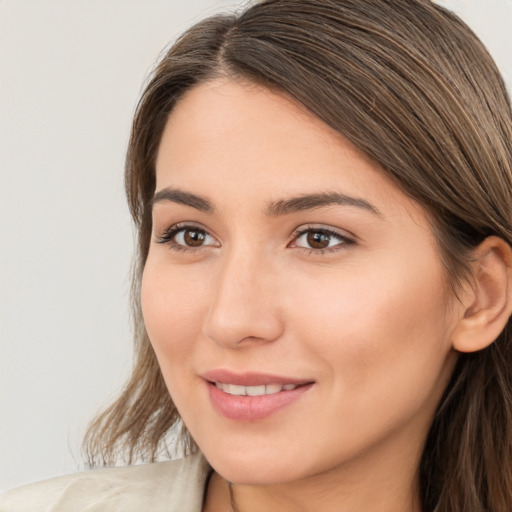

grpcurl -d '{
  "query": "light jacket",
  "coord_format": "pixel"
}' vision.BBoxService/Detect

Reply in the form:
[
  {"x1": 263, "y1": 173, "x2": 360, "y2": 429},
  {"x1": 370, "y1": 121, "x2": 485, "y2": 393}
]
[{"x1": 0, "y1": 453, "x2": 210, "y2": 512}]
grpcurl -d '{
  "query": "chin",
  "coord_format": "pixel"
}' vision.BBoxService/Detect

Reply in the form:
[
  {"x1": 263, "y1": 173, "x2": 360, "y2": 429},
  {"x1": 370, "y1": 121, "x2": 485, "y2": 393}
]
[
  {"x1": 199, "y1": 441, "x2": 315, "y2": 486},
  {"x1": 214, "y1": 461, "x2": 301, "y2": 486}
]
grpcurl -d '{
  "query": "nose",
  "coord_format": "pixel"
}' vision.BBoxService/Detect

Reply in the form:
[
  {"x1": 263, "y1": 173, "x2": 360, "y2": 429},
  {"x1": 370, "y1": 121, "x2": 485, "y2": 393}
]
[{"x1": 202, "y1": 249, "x2": 284, "y2": 349}]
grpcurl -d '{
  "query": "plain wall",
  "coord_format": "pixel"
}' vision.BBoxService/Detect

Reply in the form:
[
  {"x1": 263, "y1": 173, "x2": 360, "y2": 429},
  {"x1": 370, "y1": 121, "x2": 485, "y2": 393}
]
[{"x1": 1, "y1": 0, "x2": 511, "y2": 492}]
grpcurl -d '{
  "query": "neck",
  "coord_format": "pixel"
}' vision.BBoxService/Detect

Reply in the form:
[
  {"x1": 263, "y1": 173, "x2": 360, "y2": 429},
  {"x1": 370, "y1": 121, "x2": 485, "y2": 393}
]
[{"x1": 228, "y1": 472, "x2": 420, "y2": 512}]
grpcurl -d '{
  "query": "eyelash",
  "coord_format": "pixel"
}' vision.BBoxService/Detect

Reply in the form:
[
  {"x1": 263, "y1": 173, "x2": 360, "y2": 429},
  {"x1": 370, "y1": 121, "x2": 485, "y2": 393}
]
[
  {"x1": 156, "y1": 223, "x2": 217, "y2": 252},
  {"x1": 290, "y1": 226, "x2": 355, "y2": 254},
  {"x1": 156, "y1": 223, "x2": 355, "y2": 254}
]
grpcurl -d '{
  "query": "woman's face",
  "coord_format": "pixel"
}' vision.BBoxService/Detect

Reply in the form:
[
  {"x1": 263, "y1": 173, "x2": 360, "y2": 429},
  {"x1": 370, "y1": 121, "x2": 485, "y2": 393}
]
[{"x1": 142, "y1": 79, "x2": 461, "y2": 485}]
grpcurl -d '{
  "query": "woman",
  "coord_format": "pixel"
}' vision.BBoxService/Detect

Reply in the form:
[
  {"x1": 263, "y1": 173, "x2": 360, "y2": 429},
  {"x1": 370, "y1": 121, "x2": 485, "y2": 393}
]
[{"x1": 1, "y1": 0, "x2": 511, "y2": 511}]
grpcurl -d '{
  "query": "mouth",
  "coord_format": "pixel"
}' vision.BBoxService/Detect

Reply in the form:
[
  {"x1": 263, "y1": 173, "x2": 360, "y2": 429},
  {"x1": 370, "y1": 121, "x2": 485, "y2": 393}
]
[
  {"x1": 213, "y1": 382, "x2": 305, "y2": 396},
  {"x1": 202, "y1": 370, "x2": 315, "y2": 421}
]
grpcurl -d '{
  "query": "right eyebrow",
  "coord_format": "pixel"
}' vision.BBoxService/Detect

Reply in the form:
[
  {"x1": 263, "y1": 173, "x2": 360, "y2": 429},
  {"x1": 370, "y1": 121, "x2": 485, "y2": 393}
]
[{"x1": 150, "y1": 187, "x2": 213, "y2": 212}]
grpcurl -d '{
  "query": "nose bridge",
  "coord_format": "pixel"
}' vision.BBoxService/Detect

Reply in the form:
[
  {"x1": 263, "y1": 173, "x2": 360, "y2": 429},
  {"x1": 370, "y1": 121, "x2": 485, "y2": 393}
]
[{"x1": 203, "y1": 243, "x2": 283, "y2": 348}]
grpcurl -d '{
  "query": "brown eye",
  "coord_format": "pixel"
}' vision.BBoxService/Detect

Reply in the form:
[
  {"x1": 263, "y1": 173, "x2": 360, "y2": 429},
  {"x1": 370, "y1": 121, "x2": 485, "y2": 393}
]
[
  {"x1": 306, "y1": 231, "x2": 331, "y2": 249},
  {"x1": 291, "y1": 227, "x2": 351, "y2": 253},
  {"x1": 183, "y1": 229, "x2": 206, "y2": 247},
  {"x1": 157, "y1": 225, "x2": 219, "y2": 250}
]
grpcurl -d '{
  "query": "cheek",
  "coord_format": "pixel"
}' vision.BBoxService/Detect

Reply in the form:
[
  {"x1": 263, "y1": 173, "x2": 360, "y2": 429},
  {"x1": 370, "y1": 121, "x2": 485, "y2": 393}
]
[
  {"x1": 286, "y1": 252, "x2": 453, "y2": 399},
  {"x1": 140, "y1": 258, "x2": 208, "y2": 366},
  {"x1": 281, "y1": 258, "x2": 456, "y2": 460}
]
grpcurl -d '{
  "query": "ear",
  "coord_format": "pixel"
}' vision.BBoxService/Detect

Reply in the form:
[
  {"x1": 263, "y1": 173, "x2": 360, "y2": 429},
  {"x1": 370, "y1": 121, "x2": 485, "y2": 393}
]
[{"x1": 451, "y1": 236, "x2": 512, "y2": 353}]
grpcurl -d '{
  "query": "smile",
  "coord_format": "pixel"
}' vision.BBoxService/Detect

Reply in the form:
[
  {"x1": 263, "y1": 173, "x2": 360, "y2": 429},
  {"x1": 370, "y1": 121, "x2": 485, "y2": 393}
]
[
  {"x1": 203, "y1": 371, "x2": 315, "y2": 421},
  {"x1": 214, "y1": 382, "x2": 299, "y2": 396}
]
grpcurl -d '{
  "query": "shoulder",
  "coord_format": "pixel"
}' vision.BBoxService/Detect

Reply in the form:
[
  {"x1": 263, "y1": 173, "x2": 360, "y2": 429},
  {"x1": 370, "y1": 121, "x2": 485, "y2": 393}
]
[{"x1": 0, "y1": 452, "x2": 210, "y2": 512}]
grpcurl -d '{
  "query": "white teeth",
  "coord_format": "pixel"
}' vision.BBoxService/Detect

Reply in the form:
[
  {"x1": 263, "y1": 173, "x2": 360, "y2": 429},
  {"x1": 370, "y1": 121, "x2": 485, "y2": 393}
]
[
  {"x1": 246, "y1": 385, "x2": 266, "y2": 396},
  {"x1": 228, "y1": 384, "x2": 246, "y2": 396},
  {"x1": 265, "y1": 383, "x2": 283, "y2": 394},
  {"x1": 214, "y1": 382, "x2": 299, "y2": 396}
]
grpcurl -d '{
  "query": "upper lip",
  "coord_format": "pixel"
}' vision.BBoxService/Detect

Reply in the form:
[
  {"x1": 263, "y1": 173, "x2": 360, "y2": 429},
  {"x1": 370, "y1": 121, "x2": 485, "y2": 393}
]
[{"x1": 202, "y1": 369, "x2": 314, "y2": 387}]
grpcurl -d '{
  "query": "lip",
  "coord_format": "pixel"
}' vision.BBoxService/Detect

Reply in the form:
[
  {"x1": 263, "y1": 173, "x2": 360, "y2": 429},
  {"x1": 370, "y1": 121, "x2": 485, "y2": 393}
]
[
  {"x1": 202, "y1": 369, "x2": 314, "y2": 421},
  {"x1": 202, "y1": 369, "x2": 312, "y2": 387}
]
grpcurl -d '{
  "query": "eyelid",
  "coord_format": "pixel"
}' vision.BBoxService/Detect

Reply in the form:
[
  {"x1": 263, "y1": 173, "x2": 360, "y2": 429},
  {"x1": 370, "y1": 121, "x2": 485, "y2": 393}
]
[
  {"x1": 156, "y1": 222, "x2": 220, "y2": 250},
  {"x1": 292, "y1": 223, "x2": 355, "y2": 239},
  {"x1": 288, "y1": 224, "x2": 356, "y2": 252}
]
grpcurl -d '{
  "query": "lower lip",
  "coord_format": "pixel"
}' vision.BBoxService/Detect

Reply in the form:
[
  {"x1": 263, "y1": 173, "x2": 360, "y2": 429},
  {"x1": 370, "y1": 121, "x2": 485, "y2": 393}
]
[{"x1": 206, "y1": 381, "x2": 313, "y2": 421}]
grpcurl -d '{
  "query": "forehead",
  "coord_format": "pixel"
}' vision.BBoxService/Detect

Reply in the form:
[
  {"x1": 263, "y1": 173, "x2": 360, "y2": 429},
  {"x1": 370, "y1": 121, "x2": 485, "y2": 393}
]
[{"x1": 155, "y1": 78, "x2": 424, "y2": 222}]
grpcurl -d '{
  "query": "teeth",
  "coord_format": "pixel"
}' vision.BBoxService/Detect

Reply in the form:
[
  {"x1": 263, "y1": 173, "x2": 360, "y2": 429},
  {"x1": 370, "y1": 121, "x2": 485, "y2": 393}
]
[
  {"x1": 228, "y1": 384, "x2": 246, "y2": 396},
  {"x1": 214, "y1": 382, "x2": 299, "y2": 396},
  {"x1": 265, "y1": 383, "x2": 283, "y2": 394},
  {"x1": 246, "y1": 385, "x2": 266, "y2": 396}
]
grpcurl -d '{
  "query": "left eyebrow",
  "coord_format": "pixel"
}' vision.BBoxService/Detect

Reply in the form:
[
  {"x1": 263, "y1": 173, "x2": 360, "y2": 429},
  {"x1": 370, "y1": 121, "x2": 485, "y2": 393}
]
[
  {"x1": 265, "y1": 192, "x2": 381, "y2": 217},
  {"x1": 150, "y1": 186, "x2": 213, "y2": 212}
]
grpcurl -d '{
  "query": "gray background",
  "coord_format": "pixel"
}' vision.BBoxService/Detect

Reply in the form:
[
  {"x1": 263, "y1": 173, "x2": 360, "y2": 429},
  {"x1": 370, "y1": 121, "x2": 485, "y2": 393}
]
[{"x1": 1, "y1": 0, "x2": 511, "y2": 492}]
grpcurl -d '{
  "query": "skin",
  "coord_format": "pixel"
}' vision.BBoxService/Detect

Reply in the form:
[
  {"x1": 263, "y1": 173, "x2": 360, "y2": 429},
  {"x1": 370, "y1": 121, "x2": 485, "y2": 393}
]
[{"x1": 141, "y1": 78, "x2": 465, "y2": 512}]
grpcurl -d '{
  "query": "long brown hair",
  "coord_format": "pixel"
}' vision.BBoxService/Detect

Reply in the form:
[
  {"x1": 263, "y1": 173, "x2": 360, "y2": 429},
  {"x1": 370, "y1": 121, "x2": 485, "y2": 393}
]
[{"x1": 84, "y1": 1, "x2": 512, "y2": 510}]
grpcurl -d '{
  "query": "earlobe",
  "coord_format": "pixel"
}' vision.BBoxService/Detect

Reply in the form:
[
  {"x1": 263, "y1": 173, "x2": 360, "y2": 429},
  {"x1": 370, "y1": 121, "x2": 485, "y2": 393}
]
[{"x1": 451, "y1": 236, "x2": 512, "y2": 353}]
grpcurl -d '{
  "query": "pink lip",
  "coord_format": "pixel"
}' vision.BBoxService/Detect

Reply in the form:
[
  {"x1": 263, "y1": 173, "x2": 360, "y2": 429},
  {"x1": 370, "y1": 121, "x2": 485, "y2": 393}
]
[
  {"x1": 202, "y1": 369, "x2": 314, "y2": 421},
  {"x1": 202, "y1": 369, "x2": 311, "y2": 387}
]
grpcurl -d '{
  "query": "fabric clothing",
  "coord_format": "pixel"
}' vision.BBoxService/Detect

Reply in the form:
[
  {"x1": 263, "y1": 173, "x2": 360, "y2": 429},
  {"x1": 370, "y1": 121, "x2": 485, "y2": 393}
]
[{"x1": 0, "y1": 453, "x2": 211, "y2": 512}]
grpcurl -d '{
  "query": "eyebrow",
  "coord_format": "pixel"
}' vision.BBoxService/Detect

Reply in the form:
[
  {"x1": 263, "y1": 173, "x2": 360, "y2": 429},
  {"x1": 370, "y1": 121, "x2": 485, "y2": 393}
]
[
  {"x1": 150, "y1": 187, "x2": 380, "y2": 217},
  {"x1": 265, "y1": 192, "x2": 381, "y2": 217},
  {"x1": 150, "y1": 187, "x2": 213, "y2": 212}
]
